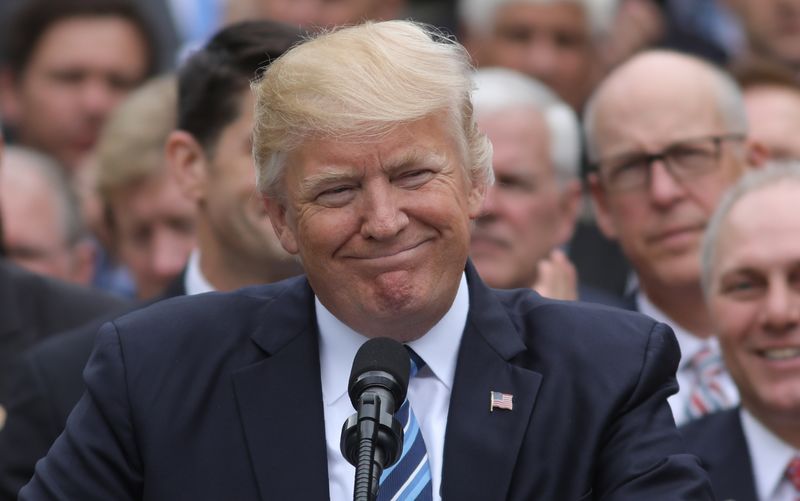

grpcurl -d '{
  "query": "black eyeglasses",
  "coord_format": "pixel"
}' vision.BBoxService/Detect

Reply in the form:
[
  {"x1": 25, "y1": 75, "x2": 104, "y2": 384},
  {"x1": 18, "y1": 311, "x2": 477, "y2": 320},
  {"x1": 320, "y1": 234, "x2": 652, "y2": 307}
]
[{"x1": 595, "y1": 134, "x2": 746, "y2": 193}]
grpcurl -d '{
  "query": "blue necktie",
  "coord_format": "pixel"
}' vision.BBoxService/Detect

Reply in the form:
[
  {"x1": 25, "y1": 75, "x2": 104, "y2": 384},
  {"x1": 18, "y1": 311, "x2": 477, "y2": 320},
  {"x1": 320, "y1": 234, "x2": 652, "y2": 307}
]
[{"x1": 377, "y1": 349, "x2": 433, "y2": 501}]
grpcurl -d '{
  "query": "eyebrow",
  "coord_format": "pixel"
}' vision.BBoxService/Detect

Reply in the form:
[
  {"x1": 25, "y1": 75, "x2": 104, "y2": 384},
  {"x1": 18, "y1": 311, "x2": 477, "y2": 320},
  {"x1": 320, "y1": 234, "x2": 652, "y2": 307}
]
[{"x1": 300, "y1": 149, "x2": 450, "y2": 194}]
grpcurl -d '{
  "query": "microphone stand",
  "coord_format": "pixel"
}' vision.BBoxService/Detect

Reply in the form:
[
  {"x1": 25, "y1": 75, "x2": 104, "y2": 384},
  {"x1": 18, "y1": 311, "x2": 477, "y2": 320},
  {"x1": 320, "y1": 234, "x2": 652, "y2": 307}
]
[{"x1": 341, "y1": 393, "x2": 403, "y2": 501}]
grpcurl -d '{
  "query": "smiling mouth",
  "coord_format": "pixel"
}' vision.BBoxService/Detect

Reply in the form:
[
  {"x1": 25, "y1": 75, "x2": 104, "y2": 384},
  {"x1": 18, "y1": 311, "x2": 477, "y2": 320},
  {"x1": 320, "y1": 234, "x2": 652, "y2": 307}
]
[
  {"x1": 350, "y1": 240, "x2": 429, "y2": 261},
  {"x1": 760, "y1": 347, "x2": 800, "y2": 361}
]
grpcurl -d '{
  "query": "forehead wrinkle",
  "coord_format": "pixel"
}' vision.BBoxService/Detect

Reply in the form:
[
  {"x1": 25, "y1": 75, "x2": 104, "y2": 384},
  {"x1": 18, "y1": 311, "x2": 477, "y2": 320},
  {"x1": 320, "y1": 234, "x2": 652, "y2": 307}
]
[{"x1": 380, "y1": 148, "x2": 450, "y2": 175}]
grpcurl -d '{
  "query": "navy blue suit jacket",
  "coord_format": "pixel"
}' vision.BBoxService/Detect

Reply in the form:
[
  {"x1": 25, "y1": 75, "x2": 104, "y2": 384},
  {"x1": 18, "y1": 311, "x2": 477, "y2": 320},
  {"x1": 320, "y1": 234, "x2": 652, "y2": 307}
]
[
  {"x1": 21, "y1": 264, "x2": 712, "y2": 500},
  {"x1": 0, "y1": 273, "x2": 186, "y2": 500},
  {"x1": 680, "y1": 408, "x2": 759, "y2": 501}
]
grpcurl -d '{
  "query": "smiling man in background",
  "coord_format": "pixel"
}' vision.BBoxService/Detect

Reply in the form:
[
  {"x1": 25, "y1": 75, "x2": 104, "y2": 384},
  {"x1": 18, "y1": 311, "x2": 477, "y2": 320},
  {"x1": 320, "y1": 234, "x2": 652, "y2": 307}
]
[{"x1": 682, "y1": 163, "x2": 800, "y2": 501}]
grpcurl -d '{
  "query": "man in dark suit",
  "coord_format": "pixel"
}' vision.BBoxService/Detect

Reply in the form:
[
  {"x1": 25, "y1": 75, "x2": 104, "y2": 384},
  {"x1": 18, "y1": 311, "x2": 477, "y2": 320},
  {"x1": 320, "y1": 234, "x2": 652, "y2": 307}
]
[
  {"x1": 0, "y1": 125, "x2": 128, "y2": 402},
  {"x1": 584, "y1": 50, "x2": 770, "y2": 425},
  {"x1": 0, "y1": 21, "x2": 304, "y2": 500},
  {"x1": 682, "y1": 163, "x2": 800, "y2": 501},
  {"x1": 22, "y1": 20, "x2": 712, "y2": 500}
]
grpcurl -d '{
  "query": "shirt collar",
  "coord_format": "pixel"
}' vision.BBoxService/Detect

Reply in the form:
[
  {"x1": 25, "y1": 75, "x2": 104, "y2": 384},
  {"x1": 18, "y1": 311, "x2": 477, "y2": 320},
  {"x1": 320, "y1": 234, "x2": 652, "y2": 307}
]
[
  {"x1": 184, "y1": 249, "x2": 215, "y2": 296},
  {"x1": 318, "y1": 272, "x2": 469, "y2": 406},
  {"x1": 636, "y1": 291, "x2": 719, "y2": 369},
  {"x1": 740, "y1": 408, "x2": 799, "y2": 500}
]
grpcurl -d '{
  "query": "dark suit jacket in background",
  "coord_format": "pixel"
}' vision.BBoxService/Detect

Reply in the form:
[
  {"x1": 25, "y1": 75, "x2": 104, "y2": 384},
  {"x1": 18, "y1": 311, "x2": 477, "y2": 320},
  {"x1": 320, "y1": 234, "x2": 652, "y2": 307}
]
[
  {"x1": 0, "y1": 274, "x2": 186, "y2": 500},
  {"x1": 0, "y1": 259, "x2": 127, "y2": 399},
  {"x1": 680, "y1": 408, "x2": 759, "y2": 501},
  {"x1": 21, "y1": 264, "x2": 713, "y2": 500}
]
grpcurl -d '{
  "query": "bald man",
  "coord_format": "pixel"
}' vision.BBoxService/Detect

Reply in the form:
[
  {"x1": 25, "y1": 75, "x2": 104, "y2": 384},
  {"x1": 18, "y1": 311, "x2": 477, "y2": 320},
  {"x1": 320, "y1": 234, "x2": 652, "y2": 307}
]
[{"x1": 585, "y1": 50, "x2": 766, "y2": 425}]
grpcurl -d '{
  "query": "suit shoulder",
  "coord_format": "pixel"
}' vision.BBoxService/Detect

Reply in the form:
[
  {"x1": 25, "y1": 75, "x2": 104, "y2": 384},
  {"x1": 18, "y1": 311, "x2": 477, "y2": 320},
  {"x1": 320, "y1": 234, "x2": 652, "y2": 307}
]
[
  {"x1": 4, "y1": 260, "x2": 129, "y2": 335},
  {"x1": 109, "y1": 276, "x2": 307, "y2": 349},
  {"x1": 492, "y1": 288, "x2": 680, "y2": 381},
  {"x1": 497, "y1": 288, "x2": 665, "y2": 346},
  {"x1": 680, "y1": 408, "x2": 740, "y2": 451}
]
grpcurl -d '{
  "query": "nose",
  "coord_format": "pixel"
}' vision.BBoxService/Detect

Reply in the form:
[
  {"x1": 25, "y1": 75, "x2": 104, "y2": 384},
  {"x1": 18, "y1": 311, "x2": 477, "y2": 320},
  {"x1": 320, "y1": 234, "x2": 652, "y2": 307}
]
[
  {"x1": 648, "y1": 159, "x2": 686, "y2": 207},
  {"x1": 80, "y1": 78, "x2": 117, "y2": 119},
  {"x1": 523, "y1": 40, "x2": 559, "y2": 81},
  {"x1": 359, "y1": 181, "x2": 409, "y2": 241},
  {"x1": 761, "y1": 280, "x2": 800, "y2": 334}
]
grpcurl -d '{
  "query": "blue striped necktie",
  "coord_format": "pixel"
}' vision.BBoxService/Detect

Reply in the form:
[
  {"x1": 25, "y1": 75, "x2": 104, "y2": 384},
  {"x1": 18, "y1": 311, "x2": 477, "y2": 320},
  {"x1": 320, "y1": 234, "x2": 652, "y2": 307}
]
[{"x1": 377, "y1": 348, "x2": 433, "y2": 501}]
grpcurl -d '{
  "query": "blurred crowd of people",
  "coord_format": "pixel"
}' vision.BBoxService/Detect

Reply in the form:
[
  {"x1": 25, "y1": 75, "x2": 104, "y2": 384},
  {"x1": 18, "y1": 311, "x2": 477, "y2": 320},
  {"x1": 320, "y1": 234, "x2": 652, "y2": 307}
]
[{"x1": 0, "y1": 0, "x2": 800, "y2": 499}]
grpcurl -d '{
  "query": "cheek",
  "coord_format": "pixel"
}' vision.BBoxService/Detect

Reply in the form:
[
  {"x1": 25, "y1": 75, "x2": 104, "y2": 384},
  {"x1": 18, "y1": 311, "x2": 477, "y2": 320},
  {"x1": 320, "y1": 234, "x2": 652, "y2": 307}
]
[
  {"x1": 714, "y1": 301, "x2": 757, "y2": 349},
  {"x1": 119, "y1": 242, "x2": 150, "y2": 275}
]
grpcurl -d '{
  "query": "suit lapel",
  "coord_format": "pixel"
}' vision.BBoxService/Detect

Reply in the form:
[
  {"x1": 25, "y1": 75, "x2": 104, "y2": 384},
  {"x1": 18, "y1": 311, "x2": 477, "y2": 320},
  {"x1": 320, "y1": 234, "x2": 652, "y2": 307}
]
[
  {"x1": 232, "y1": 278, "x2": 330, "y2": 501},
  {"x1": 441, "y1": 264, "x2": 542, "y2": 500},
  {"x1": 704, "y1": 410, "x2": 758, "y2": 501}
]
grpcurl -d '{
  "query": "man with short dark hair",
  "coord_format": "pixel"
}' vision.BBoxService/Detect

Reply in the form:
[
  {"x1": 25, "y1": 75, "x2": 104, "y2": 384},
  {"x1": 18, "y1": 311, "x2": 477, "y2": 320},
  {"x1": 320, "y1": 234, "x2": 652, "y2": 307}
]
[
  {"x1": 0, "y1": 0, "x2": 157, "y2": 172},
  {"x1": 0, "y1": 21, "x2": 303, "y2": 499}
]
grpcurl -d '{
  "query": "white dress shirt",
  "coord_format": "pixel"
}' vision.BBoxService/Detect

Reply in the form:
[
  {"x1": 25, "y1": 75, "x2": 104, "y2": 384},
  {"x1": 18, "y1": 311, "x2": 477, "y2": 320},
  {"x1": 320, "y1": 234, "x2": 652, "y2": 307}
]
[
  {"x1": 318, "y1": 273, "x2": 469, "y2": 501},
  {"x1": 636, "y1": 292, "x2": 739, "y2": 425},
  {"x1": 741, "y1": 409, "x2": 800, "y2": 501},
  {"x1": 184, "y1": 249, "x2": 215, "y2": 296}
]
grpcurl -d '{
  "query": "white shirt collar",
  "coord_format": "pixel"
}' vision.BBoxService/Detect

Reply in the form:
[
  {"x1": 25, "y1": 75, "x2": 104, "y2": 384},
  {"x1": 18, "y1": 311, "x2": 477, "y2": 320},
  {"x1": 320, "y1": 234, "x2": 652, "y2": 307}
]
[
  {"x1": 318, "y1": 273, "x2": 469, "y2": 406},
  {"x1": 740, "y1": 408, "x2": 799, "y2": 501},
  {"x1": 184, "y1": 249, "x2": 215, "y2": 296},
  {"x1": 636, "y1": 291, "x2": 719, "y2": 369}
]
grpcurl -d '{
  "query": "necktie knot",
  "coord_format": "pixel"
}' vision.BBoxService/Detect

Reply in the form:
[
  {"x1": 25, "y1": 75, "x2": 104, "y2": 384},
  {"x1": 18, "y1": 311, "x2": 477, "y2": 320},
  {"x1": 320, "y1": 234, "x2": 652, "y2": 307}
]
[
  {"x1": 786, "y1": 456, "x2": 800, "y2": 492},
  {"x1": 685, "y1": 344, "x2": 732, "y2": 420},
  {"x1": 405, "y1": 346, "x2": 426, "y2": 379}
]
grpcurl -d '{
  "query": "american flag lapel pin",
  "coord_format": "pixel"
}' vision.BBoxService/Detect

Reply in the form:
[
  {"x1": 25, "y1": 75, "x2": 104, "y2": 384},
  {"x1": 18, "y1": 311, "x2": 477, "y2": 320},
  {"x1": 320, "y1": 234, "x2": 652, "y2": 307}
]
[{"x1": 490, "y1": 391, "x2": 513, "y2": 412}]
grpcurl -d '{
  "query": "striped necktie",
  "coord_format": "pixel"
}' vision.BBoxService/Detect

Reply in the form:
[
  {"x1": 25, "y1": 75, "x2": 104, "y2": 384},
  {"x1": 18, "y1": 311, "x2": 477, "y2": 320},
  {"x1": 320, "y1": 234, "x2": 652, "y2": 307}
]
[
  {"x1": 785, "y1": 456, "x2": 800, "y2": 499},
  {"x1": 377, "y1": 348, "x2": 433, "y2": 501},
  {"x1": 684, "y1": 344, "x2": 733, "y2": 420}
]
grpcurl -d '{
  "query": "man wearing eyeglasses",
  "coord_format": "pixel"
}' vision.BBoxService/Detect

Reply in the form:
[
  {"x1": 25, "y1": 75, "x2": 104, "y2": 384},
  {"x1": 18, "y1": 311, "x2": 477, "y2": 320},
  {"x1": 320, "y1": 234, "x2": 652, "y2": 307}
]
[{"x1": 584, "y1": 50, "x2": 768, "y2": 425}]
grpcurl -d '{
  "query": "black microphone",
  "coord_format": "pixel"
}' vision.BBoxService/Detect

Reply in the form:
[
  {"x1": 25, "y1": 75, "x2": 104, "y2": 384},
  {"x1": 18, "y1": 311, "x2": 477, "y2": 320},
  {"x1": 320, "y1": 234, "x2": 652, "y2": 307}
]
[{"x1": 340, "y1": 338, "x2": 410, "y2": 501}]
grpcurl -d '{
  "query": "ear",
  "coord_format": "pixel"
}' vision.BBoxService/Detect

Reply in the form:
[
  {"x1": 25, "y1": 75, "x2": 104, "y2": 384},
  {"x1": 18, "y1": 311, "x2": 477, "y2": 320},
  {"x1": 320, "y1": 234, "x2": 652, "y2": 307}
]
[
  {"x1": 466, "y1": 177, "x2": 488, "y2": 220},
  {"x1": 263, "y1": 195, "x2": 299, "y2": 255},
  {"x1": 587, "y1": 172, "x2": 618, "y2": 240},
  {"x1": 745, "y1": 139, "x2": 769, "y2": 169},
  {"x1": 554, "y1": 178, "x2": 582, "y2": 246},
  {"x1": 166, "y1": 130, "x2": 208, "y2": 201}
]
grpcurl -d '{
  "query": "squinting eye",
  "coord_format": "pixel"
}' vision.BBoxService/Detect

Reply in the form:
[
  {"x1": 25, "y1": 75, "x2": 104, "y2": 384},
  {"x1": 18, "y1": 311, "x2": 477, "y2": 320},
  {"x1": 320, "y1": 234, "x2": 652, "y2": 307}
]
[
  {"x1": 395, "y1": 170, "x2": 434, "y2": 188},
  {"x1": 316, "y1": 186, "x2": 356, "y2": 207},
  {"x1": 721, "y1": 278, "x2": 765, "y2": 299}
]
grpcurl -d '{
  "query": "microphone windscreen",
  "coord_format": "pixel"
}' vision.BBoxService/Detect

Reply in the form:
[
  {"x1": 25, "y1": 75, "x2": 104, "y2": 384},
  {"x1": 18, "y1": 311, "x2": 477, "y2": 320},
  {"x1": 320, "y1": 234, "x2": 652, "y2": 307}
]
[{"x1": 348, "y1": 337, "x2": 410, "y2": 403}]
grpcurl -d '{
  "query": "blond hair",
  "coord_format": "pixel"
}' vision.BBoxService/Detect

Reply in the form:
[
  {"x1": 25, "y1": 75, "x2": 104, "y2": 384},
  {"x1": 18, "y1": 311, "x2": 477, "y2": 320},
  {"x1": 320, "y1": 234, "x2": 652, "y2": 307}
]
[
  {"x1": 96, "y1": 75, "x2": 177, "y2": 205},
  {"x1": 252, "y1": 20, "x2": 493, "y2": 200}
]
